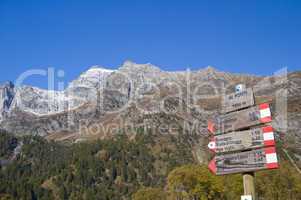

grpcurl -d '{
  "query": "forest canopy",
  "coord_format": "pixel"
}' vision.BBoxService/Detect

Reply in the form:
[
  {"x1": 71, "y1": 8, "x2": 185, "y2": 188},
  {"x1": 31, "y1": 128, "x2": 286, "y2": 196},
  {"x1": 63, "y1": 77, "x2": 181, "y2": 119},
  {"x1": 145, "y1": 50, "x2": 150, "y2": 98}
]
[{"x1": 0, "y1": 131, "x2": 301, "y2": 200}]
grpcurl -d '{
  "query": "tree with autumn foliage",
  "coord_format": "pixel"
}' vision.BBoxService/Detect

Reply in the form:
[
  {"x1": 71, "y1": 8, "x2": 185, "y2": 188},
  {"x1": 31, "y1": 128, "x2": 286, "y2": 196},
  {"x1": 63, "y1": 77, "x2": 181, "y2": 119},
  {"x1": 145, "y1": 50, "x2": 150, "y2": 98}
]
[
  {"x1": 256, "y1": 159, "x2": 301, "y2": 200},
  {"x1": 167, "y1": 165, "x2": 225, "y2": 200},
  {"x1": 132, "y1": 187, "x2": 167, "y2": 200}
]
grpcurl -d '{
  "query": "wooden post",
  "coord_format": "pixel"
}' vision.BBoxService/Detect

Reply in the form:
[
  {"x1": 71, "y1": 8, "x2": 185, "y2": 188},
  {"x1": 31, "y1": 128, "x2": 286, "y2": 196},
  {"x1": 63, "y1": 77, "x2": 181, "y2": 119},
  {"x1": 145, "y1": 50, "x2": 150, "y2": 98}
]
[{"x1": 243, "y1": 172, "x2": 256, "y2": 200}]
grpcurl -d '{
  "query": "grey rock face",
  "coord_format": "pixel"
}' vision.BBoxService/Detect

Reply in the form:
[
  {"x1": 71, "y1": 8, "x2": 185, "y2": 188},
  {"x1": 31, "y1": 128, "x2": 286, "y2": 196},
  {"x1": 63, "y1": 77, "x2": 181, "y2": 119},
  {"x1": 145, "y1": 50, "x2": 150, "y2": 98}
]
[
  {"x1": 0, "y1": 81, "x2": 15, "y2": 120},
  {"x1": 10, "y1": 86, "x2": 67, "y2": 115},
  {"x1": 2, "y1": 67, "x2": 115, "y2": 118},
  {"x1": 0, "y1": 62, "x2": 299, "y2": 151},
  {"x1": 66, "y1": 66, "x2": 115, "y2": 100}
]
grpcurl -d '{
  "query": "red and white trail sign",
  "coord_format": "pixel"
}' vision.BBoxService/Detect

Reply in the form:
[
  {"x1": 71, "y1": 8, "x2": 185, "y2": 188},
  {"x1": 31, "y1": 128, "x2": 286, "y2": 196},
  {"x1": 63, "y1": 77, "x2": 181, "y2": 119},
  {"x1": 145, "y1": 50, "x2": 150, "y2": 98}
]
[
  {"x1": 208, "y1": 103, "x2": 272, "y2": 135},
  {"x1": 208, "y1": 147, "x2": 279, "y2": 175},
  {"x1": 207, "y1": 126, "x2": 275, "y2": 153},
  {"x1": 207, "y1": 86, "x2": 278, "y2": 199}
]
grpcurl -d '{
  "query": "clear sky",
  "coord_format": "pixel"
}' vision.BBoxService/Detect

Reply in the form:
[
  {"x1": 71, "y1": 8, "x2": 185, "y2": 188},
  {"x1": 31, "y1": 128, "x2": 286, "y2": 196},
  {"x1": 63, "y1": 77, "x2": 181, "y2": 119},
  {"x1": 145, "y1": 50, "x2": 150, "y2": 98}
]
[{"x1": 0, "y1": 0, "x2": 300, "y2": 89}]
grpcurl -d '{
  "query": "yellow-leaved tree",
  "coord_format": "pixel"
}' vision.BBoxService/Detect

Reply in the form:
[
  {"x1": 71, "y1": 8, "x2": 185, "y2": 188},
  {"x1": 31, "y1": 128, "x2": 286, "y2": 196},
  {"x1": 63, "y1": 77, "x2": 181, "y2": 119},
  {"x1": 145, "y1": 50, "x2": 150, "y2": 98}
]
[
  {"x1": 132, "y1": 187, "x2": 167, "y2": 200},
  {"x1": 256, "y1": 159, "x2": 301, "y2": 200},
  {"x1": 167, "y1": 165, "x2": 226, "y2": 200}
]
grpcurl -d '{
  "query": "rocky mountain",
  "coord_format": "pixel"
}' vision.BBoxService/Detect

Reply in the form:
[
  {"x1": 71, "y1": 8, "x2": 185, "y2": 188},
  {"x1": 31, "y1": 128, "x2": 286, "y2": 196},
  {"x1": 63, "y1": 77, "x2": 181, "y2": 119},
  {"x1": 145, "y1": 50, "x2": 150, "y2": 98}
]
[
  {"x1": 0, "y1": 61, "x2": 300, "y2": 165},
  {"x1": 0, "y1": 82, "x2": 15, "y2": 121}
]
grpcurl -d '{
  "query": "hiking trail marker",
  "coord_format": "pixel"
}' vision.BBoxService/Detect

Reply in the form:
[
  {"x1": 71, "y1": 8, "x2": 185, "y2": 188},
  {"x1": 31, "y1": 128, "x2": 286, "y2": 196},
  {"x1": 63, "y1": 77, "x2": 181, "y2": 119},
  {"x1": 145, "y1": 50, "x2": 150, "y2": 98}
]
[
  {"x1": 208, "y1": 146, "x2": 278, "y2": 175},
  {"x1": 208, "y1": 103, "x2": 272, "y2": 135},
  {"x1": 222, "y1": 88, "x2": 254, "y2": 113},
  {"x1": 208, "y1": 126, "x2": 275, "y2": 153},
  {"x1": 207, "y1": 85, "x2": 279, "y2": 200}
]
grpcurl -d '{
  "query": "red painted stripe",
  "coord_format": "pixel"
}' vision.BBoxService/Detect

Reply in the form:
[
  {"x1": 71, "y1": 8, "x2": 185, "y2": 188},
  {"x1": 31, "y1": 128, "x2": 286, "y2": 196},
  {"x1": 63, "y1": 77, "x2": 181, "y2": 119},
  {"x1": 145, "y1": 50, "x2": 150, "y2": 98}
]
[
  {"x1": 208, "y1": 159, "x2": 217, "y2": 174},
  {"x1": 266, "y1": 163, "x2": 279, "y2": 169},
  {"x1": 260, "y1": 116, "x2": 272, "y2": 123},
  {"x1": 264, "y1": 140, "x2": 275, "y2": 146},
  {"x1": 259, "y1": 103, "x2": 269, "y2": 110},
  {"x1": 265, "y1": 147, "x2": 276, "y2": 154},
  {"x1": 262, "y1": 126, "x2": 273, "y2": 133},
  {"x1": 207, "y1": 120, "x2": 215, "y2": 133}
]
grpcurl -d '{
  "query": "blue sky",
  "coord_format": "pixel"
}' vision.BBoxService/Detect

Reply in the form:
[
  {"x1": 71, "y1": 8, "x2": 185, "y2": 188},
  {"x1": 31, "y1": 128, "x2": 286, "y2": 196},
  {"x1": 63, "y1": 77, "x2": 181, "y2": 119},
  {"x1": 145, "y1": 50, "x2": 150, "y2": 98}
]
[{"x1": 0, "y1": 0, "x2": 300, "y2": 89}]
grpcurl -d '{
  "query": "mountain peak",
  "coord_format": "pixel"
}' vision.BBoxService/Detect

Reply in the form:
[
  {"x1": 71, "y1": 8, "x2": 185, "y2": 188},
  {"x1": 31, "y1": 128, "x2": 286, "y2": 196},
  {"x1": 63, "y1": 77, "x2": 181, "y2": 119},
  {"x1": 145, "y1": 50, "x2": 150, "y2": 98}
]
[
  {"x1": 86, "y1": 65, "x2": 115, "y2": 73},
  {"x1": 122, "y1": 60, "x2": 136, "y2": 66},
  {"x1": 203, "y1": 66, "x2": 218, "y2": 72},
  {"x1": 68, "y1": 66, "x2": 115, "y2": 89},
  {"x1": 120, "y1": 60, "x2": 161, "y2": 73}
]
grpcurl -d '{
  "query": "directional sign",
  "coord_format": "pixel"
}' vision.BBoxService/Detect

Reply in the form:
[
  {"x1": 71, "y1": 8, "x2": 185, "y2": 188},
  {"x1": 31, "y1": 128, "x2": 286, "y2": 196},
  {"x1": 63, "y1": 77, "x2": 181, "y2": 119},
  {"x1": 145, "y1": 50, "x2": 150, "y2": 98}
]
[
  {"x1": 208, "y1": 103, "x2": 272, "y2": 135},
  {"x1": 208, "y1": 147, "x2": 279, "y2": 175},
  {"x1": 208, "y1": 126, "x2": 275, "y2": 153},
  {"x1": 222, "y1": 88, "x2": 254, "y2": 114}
]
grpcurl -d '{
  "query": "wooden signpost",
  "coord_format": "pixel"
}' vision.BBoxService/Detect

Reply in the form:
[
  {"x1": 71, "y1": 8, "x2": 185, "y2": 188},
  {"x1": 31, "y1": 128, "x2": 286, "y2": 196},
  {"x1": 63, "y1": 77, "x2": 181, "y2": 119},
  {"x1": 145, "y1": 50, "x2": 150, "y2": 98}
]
[
  {"x1": 222, "y1": 88, "x2": 254, "y2": 113},
  {"x1": 208, "y1": 103, "x2": 272, "y2": 135},
  {"x1": 208, "y1": 126, "x2": 275, "y2": 153},
  {"x1": 207, "y1": 86, "x2": 278, "y2": 200},
  {"x1": 208, "y1": 147, "x2": 278, "y2": 175}
]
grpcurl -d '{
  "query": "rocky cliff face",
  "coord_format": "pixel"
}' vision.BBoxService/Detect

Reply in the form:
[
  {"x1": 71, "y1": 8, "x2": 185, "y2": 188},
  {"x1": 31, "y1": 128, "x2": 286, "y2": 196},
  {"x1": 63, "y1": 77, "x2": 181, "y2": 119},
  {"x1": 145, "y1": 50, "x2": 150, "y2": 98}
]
[
  {"x1": 0, "y1": 81, "x2": 15, "y2": 121},
  {"x1": 0, "y1": 61, "x2": 300, "y2": 165},
  {"x1": 66, "y1": 66, "x2": 115, "y2": 101},
  {"x1": 0, "y1": 67, "x2": 115, "y2": 119}
]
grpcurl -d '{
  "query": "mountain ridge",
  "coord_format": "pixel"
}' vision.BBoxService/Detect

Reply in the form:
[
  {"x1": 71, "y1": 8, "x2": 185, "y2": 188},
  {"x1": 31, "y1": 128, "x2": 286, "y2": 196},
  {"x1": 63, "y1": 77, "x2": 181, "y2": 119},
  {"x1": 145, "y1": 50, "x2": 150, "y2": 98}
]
[
  {"x1": 0, "y1": 61, "x2": 238, "y2": 119},
  {"x1": 0, "y1": 62, "x2": 300, "y2": 168}
]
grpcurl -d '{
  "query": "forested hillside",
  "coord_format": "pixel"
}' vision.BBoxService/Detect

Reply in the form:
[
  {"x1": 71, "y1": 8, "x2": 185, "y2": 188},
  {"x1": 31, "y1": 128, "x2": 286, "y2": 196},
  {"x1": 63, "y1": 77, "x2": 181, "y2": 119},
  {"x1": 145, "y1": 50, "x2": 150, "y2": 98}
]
[
  {"x1": 1, "y1": 130, "x2": 301, "y2": 200},
  {"x1": 0, "y1": 130, "x2": 194, "y2": 200}
]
